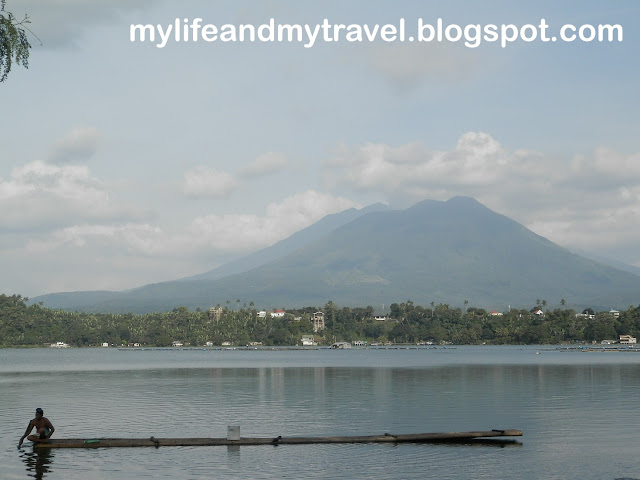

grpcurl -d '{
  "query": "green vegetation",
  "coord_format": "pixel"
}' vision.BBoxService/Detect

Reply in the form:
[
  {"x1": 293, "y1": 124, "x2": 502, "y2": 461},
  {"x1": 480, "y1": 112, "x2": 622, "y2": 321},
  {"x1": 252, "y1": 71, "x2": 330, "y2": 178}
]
[
  {"x1": 0, "y1": 0, "x2": 32, "y2": 82},
  {"x1": 2, "y1": 294, "x2": 640, "y2": 348}
]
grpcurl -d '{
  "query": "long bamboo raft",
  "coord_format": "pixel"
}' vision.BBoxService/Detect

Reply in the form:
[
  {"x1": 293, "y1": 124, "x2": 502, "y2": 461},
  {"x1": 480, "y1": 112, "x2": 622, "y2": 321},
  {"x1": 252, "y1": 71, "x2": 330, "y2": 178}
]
[{"x1": 33, "y1": 429, "x2": 522, "y2": 448}]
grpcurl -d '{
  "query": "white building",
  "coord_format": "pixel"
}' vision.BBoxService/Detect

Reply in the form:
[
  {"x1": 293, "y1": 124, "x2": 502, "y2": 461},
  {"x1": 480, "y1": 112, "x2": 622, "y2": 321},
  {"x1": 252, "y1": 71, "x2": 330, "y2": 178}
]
[{"x1": 301, "y1": 335, "x2": 317, "y2": 346}]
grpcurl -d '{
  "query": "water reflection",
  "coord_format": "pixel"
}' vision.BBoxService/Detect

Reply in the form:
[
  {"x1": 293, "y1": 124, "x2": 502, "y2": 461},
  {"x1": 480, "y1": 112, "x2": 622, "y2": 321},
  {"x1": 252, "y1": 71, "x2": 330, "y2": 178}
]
[
  {"x1": 20, "y1": 448, "x2": 54, "y2": 480},
  {"x1": 226, "y1": 444, "x2": 241, "y2": 459},
  {"x1": 440, "y1": 438, "x2": 523, "y2": 448}
]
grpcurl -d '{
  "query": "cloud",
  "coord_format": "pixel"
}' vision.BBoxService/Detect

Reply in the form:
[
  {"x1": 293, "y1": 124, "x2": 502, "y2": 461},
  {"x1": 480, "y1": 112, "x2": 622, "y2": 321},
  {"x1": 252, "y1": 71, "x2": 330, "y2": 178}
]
[
  {"x1": 570, "y1": 147, "x2": 640, "y2": 187},
  {"x1": 0, "y1": 160, "x2": 137, "y2": 230},
  {"x1": 48, "y1": 127, "x2": 101, "y2": 164},
  {"x1": 240, "y1": 152, "x2": 288, "y2": 177},
  {"x1": 4, "y1": 225, "x2": 191, "y2": 295},
  {"x1": 325, "y1": 132, "x2": 518, "y2": 193},
  {"x1": 185, "y1": 190, "x2": 360, "y2": 251},
  {"x1": 324, "y1": 132, "x2": 640, "y2": 264},
  {"x1": 525, "y1": 189, "x2": 640, "y2": 260},
  {"x1": 23, "y1": 190, "x2": 359, "y2": 258},
  {"x1": 183, "y1": 166, "x2": 239, "y2": 198}
]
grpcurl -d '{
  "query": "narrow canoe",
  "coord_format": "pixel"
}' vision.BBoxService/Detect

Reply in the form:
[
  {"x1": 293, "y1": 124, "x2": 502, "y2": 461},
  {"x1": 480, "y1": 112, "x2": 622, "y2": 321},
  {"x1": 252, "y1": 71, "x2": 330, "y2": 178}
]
[{"x1": 33, "y1": 429, "x2": 522, "y2": 448}]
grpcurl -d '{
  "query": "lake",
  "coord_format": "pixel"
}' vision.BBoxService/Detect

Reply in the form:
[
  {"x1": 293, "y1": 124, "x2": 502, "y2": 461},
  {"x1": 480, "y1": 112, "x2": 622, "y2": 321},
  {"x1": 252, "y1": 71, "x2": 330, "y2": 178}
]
[{"x1": 1, "y1": 346, "x2": 640, "y2": 480}]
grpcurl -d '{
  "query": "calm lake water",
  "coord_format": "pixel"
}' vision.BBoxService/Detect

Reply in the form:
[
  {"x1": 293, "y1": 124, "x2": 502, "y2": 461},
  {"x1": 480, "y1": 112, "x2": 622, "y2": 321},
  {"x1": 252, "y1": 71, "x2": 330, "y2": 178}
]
[{"x1": 1, "y1": 346, "x2": 640, "y2": 480}]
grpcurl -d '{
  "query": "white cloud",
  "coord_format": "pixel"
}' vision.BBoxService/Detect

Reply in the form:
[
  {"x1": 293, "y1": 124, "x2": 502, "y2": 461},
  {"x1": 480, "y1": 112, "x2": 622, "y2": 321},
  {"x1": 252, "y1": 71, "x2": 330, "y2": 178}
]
[
  {"x1": 240, "y1": 151, "x2": 288, "y2": 177},
  {"x1": 185, "y1": 190, "x2": 360, "y2": 251},
  {"x1": 21, "y1": 189, "x2": 359, "y2": 263},
  {"x1": 324, "y1": 132, "x2": 640, "y2": 264},
  {"x1": 326, "y1": 132, "x2": 522, "y2": 193},
  {"x1": 183, "y1": 166, "x2": 239, "y2": 198},
  {"x1": 48, "y1": 127, "x2": 101, "y2": 164},
  {"x1": 0, "y1": 160, "x2": 136, "y2": 230},
  {"x1": 0, "y1": 161, "x2": 99, "y2": 199}
]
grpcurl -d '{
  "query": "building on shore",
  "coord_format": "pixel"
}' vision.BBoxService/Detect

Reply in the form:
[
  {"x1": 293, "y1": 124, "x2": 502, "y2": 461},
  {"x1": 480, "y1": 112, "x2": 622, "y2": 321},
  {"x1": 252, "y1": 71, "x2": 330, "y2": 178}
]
[{"x1": 312, "y1": 312, "x2": 325, "y2": 332}]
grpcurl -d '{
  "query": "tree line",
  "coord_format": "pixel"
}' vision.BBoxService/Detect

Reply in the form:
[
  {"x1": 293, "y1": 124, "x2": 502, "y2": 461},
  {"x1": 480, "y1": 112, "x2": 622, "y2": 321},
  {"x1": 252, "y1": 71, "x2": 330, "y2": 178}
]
[{"x1": 1, "y1": 294, "x2": 640, "y2": 347}]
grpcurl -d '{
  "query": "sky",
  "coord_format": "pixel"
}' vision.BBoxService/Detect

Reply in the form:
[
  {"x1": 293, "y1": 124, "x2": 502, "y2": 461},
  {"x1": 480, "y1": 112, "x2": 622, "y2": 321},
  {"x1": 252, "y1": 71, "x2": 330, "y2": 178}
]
[{"x1": 1, "y1": 0, "x2": 639, "y2": 297}]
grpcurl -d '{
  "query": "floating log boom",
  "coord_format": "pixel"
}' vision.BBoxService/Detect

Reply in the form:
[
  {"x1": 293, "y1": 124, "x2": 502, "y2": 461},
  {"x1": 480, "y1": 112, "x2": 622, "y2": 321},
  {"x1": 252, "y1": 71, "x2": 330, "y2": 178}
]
[{"x1": 33, "y1": 429, "x2": 522, "y2": 448}]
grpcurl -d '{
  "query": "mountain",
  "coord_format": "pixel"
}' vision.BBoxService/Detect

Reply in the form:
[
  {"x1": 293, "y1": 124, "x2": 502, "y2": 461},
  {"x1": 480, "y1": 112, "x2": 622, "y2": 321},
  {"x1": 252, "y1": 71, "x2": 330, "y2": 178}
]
[
  {"x1": 183, "y1": 202, "x2": 390, "y2": 282},
  {"x1": 33, "y1": 197, "x2": 640, "y2": 313},
  {"x1": 30, "y1": 203, "x2": 390, "y2": 311}
]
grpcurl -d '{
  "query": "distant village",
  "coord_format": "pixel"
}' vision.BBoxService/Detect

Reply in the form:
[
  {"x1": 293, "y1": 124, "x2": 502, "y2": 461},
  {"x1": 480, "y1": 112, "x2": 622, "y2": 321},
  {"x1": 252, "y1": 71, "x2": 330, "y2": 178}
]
[
  {"x1": 2, "y1": 294, "x2": 638, "y2": 349},
  {"x1": 101, "y1": 305, "x2": 637, "y2": 349}
]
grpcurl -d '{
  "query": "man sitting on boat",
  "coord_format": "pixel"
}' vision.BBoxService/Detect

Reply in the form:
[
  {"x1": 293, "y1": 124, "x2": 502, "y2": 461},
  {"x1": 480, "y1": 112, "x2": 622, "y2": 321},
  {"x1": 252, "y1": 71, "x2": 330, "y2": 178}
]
[{"x1": 18, "y1": 408, "x2": 55, "y2": 447}]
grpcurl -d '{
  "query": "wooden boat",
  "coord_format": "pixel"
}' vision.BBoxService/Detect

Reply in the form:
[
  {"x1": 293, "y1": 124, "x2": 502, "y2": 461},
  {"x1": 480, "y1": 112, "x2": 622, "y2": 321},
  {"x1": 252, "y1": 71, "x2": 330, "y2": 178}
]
[{"x1": 33, "y1": 429, "x2": 522, "y2": 448}]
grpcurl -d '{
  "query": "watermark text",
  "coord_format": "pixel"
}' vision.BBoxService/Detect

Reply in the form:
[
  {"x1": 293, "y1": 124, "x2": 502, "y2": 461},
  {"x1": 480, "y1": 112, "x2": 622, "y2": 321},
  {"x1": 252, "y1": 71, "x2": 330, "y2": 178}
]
[{"x1": 130, "y1": 18, "x2": 624, "y2": 49}]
